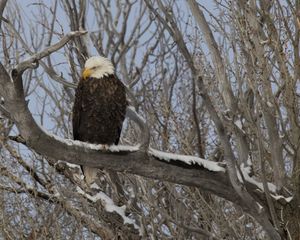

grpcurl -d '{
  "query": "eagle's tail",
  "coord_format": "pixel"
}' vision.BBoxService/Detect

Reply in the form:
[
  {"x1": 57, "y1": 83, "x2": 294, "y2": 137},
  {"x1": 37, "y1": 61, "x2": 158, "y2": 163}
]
[{"x1": 82, "y1": 166, "x2": 98, "y2": 185}]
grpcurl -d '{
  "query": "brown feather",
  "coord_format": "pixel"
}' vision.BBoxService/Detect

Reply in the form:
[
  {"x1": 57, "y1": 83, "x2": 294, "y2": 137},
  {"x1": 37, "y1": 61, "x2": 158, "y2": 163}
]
[{"x1": 72, "y1": 74, "x2": 127, "y2": 145}]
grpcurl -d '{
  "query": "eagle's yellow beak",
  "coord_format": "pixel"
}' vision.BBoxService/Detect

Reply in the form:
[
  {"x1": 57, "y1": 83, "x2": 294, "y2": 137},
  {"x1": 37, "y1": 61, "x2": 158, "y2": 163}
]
[{"x1": 82, "y1": 68, "x2": 92, "y2": 80}]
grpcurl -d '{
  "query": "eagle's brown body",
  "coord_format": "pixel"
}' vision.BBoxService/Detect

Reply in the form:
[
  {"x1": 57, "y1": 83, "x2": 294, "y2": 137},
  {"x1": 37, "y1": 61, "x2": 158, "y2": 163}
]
[{"x1": 72, "y1": 75, "x2": 127, "y2": 145}]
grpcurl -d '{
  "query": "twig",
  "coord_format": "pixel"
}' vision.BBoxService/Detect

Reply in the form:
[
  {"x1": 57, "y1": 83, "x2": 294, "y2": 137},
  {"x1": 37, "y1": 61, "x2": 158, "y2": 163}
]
[
  {"x1": 0, "y1": 104, "x2": 10, "y2": 119},
  {"x1": 186, "y1": 0, "x2": 237, "y2": 111},
  {"x1": 256, "y1": 127, "x2": 282, "y2": 235},
  {"x1": 145, "y1": 2, "x2": 281, "y2": 239},
  {"x1": 15, "y1": 30, "x2": 88, "y2": 74},
  {"x1": 0, "y1": 0, "x2": 8, "y2": 29},
  {"x1": 126, "y1": 106, "x2": 150, "y2": 150},
  {"x1": 8, "y1": 135, "x2": 26, "y2": 144}
]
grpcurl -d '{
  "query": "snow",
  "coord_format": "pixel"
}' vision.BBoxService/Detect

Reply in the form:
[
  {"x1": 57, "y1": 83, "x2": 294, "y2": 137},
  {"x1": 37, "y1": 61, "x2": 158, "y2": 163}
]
[
  {"x1": 76, "y1": 187, "x2": 141, "y2": 233},
  {"x1": 149, "y1": 148, "x2": 226, "y2": 172},
  {"x1": 246, "y1": 223, "x2": 254, "y2": 228},
  {"x1": 108, "y1": 144, "x2": 140, "y2": 152},
  {"x1": 267, "y1": 101, "x2": 273, "y2": 107},
  {"x1": 43, "y1": 129, "x2": 104, "y2": 150},
  {"x1": 271, "y1": 194, "x2": 293, "y2": 202},
  {"x1": 44, "y1": 127, "x2": 225, "y2": 173},
  {"x1": 90, "y1": 183, "x2": 101, "y2": 190},
  {"x1": 284, "y1": 196, "x2": 293, "y2": 202},
  {"x1": 240, "y1": 163, "x2": 277, "y2": 193},
  {"x1": 43, "y1": 128, "x2": 140, "y2": 152},
  {"x1": 65, "y1": 162, "x2": 80, "y2": 169},
  {"x1": 256, "y1": 202, "x2": 264, "y2": 213},
  {"x1": 52, "y1": 188, "x2": 60, "y2": 198},
  {"x1": 48, "y1": 185, "x2": 60, "y2": 198},
  {"x1": 234, "y1": 119, "x2": 243, "y2": 130},
  {"x1": 234, "y1": 119, "x2": 246, "y2": 134},
  {"x1": 236, "y1": 168, "x2": 244, "y2": 183},
  {"x1": 247, "y1": 156, "x2": 252, "y2": 166},
  {"x1": 127, "y1": 186, "x2": 135, "y2": 198}
]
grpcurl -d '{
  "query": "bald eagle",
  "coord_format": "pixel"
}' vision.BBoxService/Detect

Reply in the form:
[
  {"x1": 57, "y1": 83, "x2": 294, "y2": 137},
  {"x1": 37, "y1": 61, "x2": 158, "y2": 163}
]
[{"x1": 72, "y1": 56, "x2": 127, "y2": 184}]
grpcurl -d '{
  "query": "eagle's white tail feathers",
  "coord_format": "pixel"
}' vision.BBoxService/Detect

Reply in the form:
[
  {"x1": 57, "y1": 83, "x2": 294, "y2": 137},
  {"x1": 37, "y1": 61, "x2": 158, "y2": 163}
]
[{"x1": 83, "y1": 166, "x2": 98, "y2": 185}]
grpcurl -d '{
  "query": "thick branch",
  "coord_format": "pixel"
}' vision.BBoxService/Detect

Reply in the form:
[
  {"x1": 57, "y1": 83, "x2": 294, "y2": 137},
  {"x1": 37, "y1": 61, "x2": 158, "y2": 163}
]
[
  {"x1": 0, "y1": 30, "x2": 281, "y2": 238},
  {"x1": 0, "y1": 61, "x2": 243, "y2": 205},
  {"x1": 0, "y1": 58, "x2": 283, "y2": 221}
]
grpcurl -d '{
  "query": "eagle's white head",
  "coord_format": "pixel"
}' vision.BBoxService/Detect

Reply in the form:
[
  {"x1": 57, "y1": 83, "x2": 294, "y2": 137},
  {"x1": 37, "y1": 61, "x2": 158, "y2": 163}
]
[{"x1": 82, "y1": 56, "x2": 115, "y2": 80}]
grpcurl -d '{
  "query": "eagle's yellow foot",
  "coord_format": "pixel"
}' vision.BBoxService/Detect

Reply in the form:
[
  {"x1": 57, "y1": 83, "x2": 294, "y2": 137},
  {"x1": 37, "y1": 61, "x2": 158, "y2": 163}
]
[{"x1": 101, "y1": 144, "x2": 109, "y2": 151}]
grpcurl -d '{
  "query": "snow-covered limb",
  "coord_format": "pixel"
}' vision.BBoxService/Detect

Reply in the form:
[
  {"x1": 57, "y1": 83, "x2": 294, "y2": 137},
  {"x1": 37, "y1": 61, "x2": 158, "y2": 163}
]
[
  {"x1": 45, "y1": 129, "x2": 140, "y2": 152},
  {"x1": 256, "y1": 202, "x2": 264, "y2": 213},
  {"x1": 76, "y1": 187, "x2": 141, "y2": 233},
  {"x1": 49, "y1": 128, "x2": 225, "y2": 173},
  {"x1": 61, "y1": 162, "x2": 80, "y2": 169},
  {"x1": 149, "y1": 148, "x2": 226, "y2": 172},
  {"x1": 234, "y1": 119, "x2": 242, "y2": 130},
  {"x1": 90, "y1": 183, "x2": 101, "y2": 190},
  {"x1": 240, "y1": 163, "x2": 277, "y2": 193},
  {"x1": 234, "y1": 119, "x2": 246, "y2": 134},
  {"x1": 271, "y1": 194, "x2": 293, "y2": 203},
  {"x1": 108, "y1": 144, "x2": 140, "y2": 152}
]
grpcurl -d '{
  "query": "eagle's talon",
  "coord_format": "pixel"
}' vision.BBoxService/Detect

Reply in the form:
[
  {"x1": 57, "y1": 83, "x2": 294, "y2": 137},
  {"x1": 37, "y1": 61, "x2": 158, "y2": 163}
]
[{"x1": 102, "y1": 144, "x2": 109, "y2": 151}]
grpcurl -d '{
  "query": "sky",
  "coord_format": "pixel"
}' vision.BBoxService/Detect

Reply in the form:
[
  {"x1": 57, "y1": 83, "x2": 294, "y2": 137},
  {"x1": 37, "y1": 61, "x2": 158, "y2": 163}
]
[{"x1": 6, "y1": 1, "x2": 210, "y2": 120}]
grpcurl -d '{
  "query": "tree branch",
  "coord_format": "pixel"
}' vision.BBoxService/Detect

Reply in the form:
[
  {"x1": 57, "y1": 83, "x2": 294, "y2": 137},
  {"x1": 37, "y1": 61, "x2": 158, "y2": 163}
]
[
  {"x1": 0, "y1": 25, "x2": 283, "y2": 239},
  {"x1": 0, "y1": 60, "x2": 244, "y2": 204},
  {"x1": 15, "y1": 30, "x2": 87, "y2": 74},
  {"x1": 126, "y1": 106, "x2": 150, "y2": 150},
  {"x1": 144, "y1": 2, "x2": 282, "y2": 239},
  {"x1": 0, "y1": 57, "x2": 284, "y2": 225},
  {"x1": 0, "y1": 0, "x2": 7, "y2": 29},
  {"x1": 187, "y1": 0, "x2": 237, "y2": 111}
]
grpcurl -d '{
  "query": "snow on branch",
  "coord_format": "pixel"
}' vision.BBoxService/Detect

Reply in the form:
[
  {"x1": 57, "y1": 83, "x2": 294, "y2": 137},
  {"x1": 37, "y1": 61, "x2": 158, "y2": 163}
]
[
  {"x1": 0, "y1": 58, "x2": 240, "y2": 208},
  {"x1": 45, "y1": 128, "x2": 140, "y2": 152},
  {"x1": 47, "y1": 127, "x2": 225, "y2": 172},
  {"x1": 76, "y1": 187, "x2": 141, "y2": 234},
  {"x1": 271, "y1": 194, "x2": 293, "y2": 203},
  {"x1": 149, "y1": 148, "x2": 226, "y2": 172},
  {"x1": 240, "y1": 163, "x2": 277, "y2": 193}
]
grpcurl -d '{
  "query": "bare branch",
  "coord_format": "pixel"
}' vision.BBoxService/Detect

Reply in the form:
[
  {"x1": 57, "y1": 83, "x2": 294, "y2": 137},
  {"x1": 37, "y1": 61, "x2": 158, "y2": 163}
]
[
  {"x1": 0, "y1": 60, "x2": 241, "y2": 206},
  {"x1": 1, "y1": 1, "x2": 297, "y2": 238},
  {"x1": 15, "y1": 30, "x2": 87, "y2": 74},
  {"x1": 187, "y1": 0, "x2": 237, "y2": 111},
  {"x1": 126, "y1": 106, "x2": 150, "y2": 150},
  {"x1": 144, "y1": 2, "x2": 282, "y2": 238},
  {"x1": 0, "y1": 0, "x2": 7, "y2": 29},
  {"x1": 0, "y1": 59, "x2": 285, "y2": 231}
]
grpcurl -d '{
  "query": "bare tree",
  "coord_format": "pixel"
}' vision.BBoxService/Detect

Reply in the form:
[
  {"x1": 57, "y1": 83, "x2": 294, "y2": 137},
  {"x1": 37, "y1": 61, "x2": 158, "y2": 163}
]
[{"x1": 0, "y1": 0, "x2": 299, "y2": 239}]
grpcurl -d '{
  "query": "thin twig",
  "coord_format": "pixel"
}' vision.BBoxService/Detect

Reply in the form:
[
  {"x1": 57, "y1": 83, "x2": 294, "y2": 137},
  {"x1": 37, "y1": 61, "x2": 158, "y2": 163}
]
[
  {"x1": 0, "y1": 0, "x2": 8, "y2": 29},
  {"x1": 126, "y1": 106, "x2": 150, "y2": 150},
  {"x1": 15, "y1": 30, "x2": 87, "y2": 74}
]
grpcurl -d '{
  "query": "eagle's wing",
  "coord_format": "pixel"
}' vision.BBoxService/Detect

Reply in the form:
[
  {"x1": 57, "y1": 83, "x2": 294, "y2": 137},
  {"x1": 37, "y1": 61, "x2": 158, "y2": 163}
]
[
  {"x1": 72, "y1": 80, "x2": 83, "y2": 140},
  {"x1": 113, "y1": 77, "x2": 128, "y2": 145}
]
